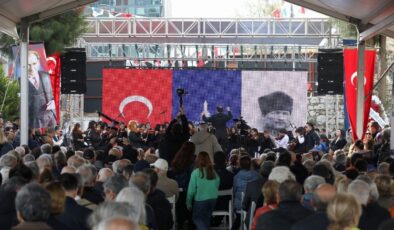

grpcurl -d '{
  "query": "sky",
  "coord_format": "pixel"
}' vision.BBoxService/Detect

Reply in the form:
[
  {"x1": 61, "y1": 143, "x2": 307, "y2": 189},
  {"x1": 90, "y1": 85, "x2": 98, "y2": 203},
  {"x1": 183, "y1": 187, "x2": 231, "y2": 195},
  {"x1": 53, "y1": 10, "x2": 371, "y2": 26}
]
[{"x1": 167, "y1": 0, "x2": 326, "y2": 18}]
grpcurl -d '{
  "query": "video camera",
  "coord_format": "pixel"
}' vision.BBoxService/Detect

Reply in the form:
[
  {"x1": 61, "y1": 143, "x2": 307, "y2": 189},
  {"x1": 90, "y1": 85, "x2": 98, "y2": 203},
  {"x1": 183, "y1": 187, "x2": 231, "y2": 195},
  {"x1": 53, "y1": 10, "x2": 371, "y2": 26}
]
[
  {"x1": 233, "y1": 116, "x2": 250, "y2": 136},
  {"x1": 176, "y1": 88, "x2": 187, "y2": 107}
]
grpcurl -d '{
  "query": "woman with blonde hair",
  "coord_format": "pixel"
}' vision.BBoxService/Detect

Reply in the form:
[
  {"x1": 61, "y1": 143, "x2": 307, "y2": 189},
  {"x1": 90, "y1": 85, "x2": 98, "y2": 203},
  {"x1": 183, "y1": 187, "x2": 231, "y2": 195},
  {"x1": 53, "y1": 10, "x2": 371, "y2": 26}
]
[
  {"x1": 127, "y1": 120, "x2": 143, "y2": 148},
  {"x1": 251, "y1": 180, "x2": 279, "y2": 230},
  {"x1": 186, "y1": 151, "x2": 220, "y2": 230},
  {"x1": 327, "y1": 193, "x2": 362, "y2": 230},
  {"x1": 45, "y1": 181, "x2": 70, "y2": 230}
]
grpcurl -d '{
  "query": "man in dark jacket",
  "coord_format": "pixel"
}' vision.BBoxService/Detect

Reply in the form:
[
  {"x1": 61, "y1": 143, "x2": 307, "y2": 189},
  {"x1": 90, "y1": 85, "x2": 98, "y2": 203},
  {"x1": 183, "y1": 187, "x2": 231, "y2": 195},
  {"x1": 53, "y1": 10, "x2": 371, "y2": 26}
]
[
  {"x1": 143, "y1": 168, "x2": 174, "y2": 230},
  {"x1": 202, "y1": 106, "x2": 232, "y2": 147},
  {"x1": 304, "y1": 122, "x2": 320, "y2": 152},
  {"x1": 291, "y1": 183, "x2": 336, "y2": 230},
  {"x1": 58, "y1": 173, "x2": 92, "y2": 230},
  {"x1": 256, "y1": 180, "x2": 313, "y2": 230}
]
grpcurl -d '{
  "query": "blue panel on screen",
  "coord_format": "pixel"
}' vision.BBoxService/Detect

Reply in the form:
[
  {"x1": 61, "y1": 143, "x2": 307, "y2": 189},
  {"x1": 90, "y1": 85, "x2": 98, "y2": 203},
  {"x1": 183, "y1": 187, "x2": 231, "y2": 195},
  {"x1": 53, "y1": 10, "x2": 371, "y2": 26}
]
[{"x1": 172, "y1": 70, "x2": 241, "y2": 125}]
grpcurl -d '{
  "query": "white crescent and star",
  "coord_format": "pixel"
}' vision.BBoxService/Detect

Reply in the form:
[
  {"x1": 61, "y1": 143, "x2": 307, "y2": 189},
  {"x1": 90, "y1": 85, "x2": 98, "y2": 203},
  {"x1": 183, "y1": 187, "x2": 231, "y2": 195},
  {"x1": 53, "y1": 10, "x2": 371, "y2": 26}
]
[
  {"x1": 350, "y1": 71, "x2": 366, "y2": 87},
  {"x1": 119, "y1": 95, "x2": 153, "y2": 118}
]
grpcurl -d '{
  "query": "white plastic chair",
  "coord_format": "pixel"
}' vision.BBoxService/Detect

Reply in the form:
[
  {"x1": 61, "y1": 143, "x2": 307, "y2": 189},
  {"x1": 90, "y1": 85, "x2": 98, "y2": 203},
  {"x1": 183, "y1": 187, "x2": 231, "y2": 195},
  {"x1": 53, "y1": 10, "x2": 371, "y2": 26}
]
[
  {"x1": 211, "y1": 188, "x2": 234, "y2": 229},
  {"x1": 167, "y1": 194, "x2": 176, "y2": 230},
  {"x1": 248, "y1": 201, "x2": 257, "y2": 230}
]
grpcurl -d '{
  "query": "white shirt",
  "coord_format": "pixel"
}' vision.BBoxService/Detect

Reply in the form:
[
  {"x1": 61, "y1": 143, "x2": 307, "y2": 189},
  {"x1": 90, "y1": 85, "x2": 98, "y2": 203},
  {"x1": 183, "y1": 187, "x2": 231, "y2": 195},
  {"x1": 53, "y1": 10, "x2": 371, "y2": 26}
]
[{"x1": 275, "y1": 134, "x2": 289, "y2": 148}]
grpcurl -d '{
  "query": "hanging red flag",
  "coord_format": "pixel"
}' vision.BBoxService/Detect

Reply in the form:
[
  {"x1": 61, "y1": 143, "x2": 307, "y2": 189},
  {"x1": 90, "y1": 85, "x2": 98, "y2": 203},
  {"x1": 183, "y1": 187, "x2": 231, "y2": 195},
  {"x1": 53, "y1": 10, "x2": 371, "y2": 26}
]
[
  {"x1": 47, "y1": 53, "x2": 61, "y2": 124},
  {"x1": 344, "y1": 48, "x2": 376, "y2": 141}
]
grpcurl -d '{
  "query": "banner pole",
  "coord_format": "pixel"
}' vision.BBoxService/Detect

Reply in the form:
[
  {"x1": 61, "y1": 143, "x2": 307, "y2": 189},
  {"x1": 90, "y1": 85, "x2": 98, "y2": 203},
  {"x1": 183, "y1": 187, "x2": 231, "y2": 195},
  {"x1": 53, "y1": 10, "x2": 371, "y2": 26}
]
[
  {"x1": 20, "y1": 21, "x2": 29, "y2": 145},
  {"x1": 356, "y1": 41, "x2": 365, "y2": 139}
]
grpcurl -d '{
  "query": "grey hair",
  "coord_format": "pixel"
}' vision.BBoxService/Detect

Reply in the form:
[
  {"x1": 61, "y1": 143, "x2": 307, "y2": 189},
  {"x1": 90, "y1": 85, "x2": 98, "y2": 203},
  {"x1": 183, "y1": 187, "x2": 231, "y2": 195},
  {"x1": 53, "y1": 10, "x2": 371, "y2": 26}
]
[
  {"x1": 96, "y1": 217, "x2": 138, "y2": 230},
  {"x1": 36, "y1": 154, "x2": 53, "y2": 171},
  {"x1": 377, "y1": 162, "x2": 390, "y2": 175},
  {"x1": 103, "y1": 175, "x2": 128, "y2": 195},
  {"x1": 15, "y1": 183, "x2": 51, "y2": 221},
  {"x1": 112, "y1": 159, "x2": 132, "y2": 175},
  {"x1": 23, "y1": 154, "x2": 35, "y2": 163},
  {"x1": 303, "y1": 159, "x2": 316, "y2": 174},
  {"x1": 15, "y1": 146, "x2": 26, "y2": 158},
  {"x1": 24, "y1": 161, "x2": 40, "y2": 179},
  {"x1": 130, "y1": 172, "x2": 151, "y2": 194},
  {"x1": 76, "y1": 164, "x2": 95, "y2": 186},
  {"x1": 348, "y1": 179, "x2": 370, "y2": 205},
  {"x1": 116, "y1": 186, "x2": 146, "y2": 224},
  {"x1": 0, "y1": 154, "x2": 17, "y2": 168},
  {"x1": 40, "y1": 143, "x2": 52, "y2": 154},
  {"x1": 356, "y1": 175, "x2": 379, "y2": 202},
  {"x1": 88, "y1": 201, "x2": 139, "y2": 229},
  {"x1": 334, "y1": 153, "x2": 347, "y2": 166},
  {"x1": 268, "y1": 166, "x2": 296, "y2": 183},
  {"x1": 304, "y1": 175, "x2": 326, "y2": 193}
]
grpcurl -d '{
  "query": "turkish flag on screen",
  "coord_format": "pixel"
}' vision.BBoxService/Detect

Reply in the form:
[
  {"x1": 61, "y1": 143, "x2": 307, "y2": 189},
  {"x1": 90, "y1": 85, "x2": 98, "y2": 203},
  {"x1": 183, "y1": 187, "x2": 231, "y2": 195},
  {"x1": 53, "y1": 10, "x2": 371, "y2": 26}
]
[
  {"x1": 344, "y1": 49, "x2": 376, "y2": 140},
  {"x1": 102, "y1": 69, "x2": 172, "y2": 126}
]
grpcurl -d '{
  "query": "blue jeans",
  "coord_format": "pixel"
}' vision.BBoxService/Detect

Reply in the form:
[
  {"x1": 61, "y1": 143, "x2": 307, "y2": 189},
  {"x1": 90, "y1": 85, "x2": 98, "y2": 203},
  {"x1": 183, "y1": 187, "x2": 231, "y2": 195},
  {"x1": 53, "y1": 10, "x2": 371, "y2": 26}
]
[{"x1": 192, "y1": 199, "x2": 216, "y2": 230}]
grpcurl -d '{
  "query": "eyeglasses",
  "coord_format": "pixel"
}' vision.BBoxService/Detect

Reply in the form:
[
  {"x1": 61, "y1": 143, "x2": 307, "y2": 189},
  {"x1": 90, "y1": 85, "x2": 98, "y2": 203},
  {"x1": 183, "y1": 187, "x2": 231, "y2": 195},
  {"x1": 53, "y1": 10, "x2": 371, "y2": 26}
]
[{"x1": 366, "y1": 133, "x2": 371, "y2": 135}]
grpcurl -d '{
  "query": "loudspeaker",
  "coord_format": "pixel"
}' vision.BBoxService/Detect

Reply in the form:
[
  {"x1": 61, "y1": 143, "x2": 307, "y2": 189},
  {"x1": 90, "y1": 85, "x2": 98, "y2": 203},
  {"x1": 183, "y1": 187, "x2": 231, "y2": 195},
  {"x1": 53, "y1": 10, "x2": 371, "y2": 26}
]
[
  {"x1": 61, "y1": 49, "x2": 86, "y2": 94},
  {"x1": 317, "y1": 50, "x2": 343, "y2": 95}
]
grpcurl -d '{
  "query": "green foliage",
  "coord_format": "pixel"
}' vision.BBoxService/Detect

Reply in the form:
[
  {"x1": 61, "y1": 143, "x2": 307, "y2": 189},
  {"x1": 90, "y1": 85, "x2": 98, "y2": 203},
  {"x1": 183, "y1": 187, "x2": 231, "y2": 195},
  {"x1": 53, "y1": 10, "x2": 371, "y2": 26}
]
[
  {"x1": 0, "y1": 66, "x2": 20, "y2": 120},
  {"x1": 0, "y1": 8, "x2": 87, "y2": 56},
  {"x1": 330, "y1": 18, "x2": 357, "y2": 38},
  {"x1": 30, "y1": 9, "x2": 87, "y2": 55}
]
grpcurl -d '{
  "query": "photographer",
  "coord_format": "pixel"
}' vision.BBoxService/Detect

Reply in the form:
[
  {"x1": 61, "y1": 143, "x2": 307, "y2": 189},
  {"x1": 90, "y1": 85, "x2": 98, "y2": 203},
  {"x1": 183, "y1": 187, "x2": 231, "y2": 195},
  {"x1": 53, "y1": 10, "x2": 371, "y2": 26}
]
[{"x1": 159, "y1": 107, "x2": 190, "y2": 163}]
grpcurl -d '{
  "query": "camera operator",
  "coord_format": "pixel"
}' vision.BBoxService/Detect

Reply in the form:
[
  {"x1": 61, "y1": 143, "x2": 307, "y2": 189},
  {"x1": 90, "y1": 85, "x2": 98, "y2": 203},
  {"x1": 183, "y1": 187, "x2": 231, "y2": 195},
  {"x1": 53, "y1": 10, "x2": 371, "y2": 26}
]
[
  {"x1": 202, "y1": 106, "x2": 232, "y2": 149},
  {"x1": 158, "y1": 106, "x2": 190, "y2": 163}
]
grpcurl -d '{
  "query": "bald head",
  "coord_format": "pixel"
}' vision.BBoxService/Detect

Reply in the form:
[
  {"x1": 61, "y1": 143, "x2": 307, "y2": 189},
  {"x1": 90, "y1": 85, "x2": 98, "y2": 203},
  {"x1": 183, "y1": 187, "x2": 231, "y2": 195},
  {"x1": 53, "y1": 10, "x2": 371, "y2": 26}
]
[
  {"x1": 313, "y1": 183, "x2": 337, "y2": 211},
  {"x1": 97, "y1": 168, "x2": 114, "y2": 182},
  {"x1": 61, "y1": 166, "x2": 76, "y2": 174},
  {"x1": 97, "y1": 217, "x2": 137, "y2": 230}
]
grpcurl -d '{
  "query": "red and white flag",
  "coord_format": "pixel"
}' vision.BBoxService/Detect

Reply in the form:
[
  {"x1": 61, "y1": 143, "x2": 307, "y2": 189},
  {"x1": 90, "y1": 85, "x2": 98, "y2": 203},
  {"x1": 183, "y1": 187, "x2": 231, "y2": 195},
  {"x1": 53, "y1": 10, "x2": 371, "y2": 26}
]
[{"x1": 344, "y1": 48, "x2": 376, "y2": 140}]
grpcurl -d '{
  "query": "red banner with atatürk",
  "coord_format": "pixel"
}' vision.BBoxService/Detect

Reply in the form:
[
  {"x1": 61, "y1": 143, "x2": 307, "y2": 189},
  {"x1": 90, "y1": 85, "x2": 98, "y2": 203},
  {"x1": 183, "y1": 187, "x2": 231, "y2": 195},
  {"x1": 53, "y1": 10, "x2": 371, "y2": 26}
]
[{"x1": 344, "y1": 48, "x2": 376, "y2": 140}]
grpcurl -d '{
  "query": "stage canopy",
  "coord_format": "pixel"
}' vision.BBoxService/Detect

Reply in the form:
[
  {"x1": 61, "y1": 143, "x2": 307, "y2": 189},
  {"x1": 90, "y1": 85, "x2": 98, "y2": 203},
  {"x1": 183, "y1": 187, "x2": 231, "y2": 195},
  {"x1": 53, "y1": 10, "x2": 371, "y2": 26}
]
[
  {"x1": 285, "y1": 0, "x2": 394, "y2": 41},
  {"x1": 0, "y1": 0, "x2": 96, "y2": 39}
]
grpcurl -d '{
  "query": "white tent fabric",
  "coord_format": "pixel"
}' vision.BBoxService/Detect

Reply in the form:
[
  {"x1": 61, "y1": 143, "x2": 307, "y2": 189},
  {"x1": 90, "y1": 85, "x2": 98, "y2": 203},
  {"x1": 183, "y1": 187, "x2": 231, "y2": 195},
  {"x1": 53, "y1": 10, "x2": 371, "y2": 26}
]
[
  {"x1": 285, "y1": 0, "x2": 394, "y2": 40},
  {"x1": 0, "y1": 0, "x2": 96, "y2": 39}
]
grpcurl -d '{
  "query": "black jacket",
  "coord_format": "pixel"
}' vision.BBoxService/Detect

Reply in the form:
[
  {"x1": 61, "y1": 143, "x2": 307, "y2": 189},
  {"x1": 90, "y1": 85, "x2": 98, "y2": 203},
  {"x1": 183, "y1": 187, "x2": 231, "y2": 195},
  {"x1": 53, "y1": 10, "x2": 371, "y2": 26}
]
[
  {"x1": 159, "y1": 115, "x2": 190, "y2": 163},
  {"x1": 81, "y1": 186, "x2": 104, "y2": 205},
  {"x1": 55, "y1": 197, "x2": 92, "y2": 230},
  {"x1": 0, "y1": 190, "x2": 18, "y2": 230},
  {"x1": 359, "y1": 202, "x2": 391, "y2": 230},
  {"x1": 291, "y1": 211, "x2": 329, "y2": 230},
  {"x1": 147, "y1": 189, "x2": 174, "y2": 230},
  {"x1": 202, "y1": 111, "x2": 232, "y2": 140},
  {"x1": 330, "y1": 138, "x2": 347, "y2": 151},
  {"x1": 256, "y1": 200, "x2": 314, "y2": 230},
  {"x1": 305, "y1": 131, "x2": 320, "y2": 152}
]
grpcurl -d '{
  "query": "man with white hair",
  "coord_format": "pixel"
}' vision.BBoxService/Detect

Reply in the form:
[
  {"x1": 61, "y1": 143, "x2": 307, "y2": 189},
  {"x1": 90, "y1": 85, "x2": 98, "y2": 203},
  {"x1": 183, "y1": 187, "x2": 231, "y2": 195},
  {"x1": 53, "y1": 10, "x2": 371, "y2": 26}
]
[
  {"x1": 97, "y1": 217, "x2": 138, "y2": 230},
  {"x1": 77, "y1": 164, "x2": 104, "y2": 204},
  {"x1": 151, "y1": 158, "x2": 179, "y2": 198},
  {"x1": 0, "y1": 154, "x2": 17, "y2": 184},
  {"x1": 190, "y1": 122, "x2": 222, "y2": 161},
  {"x1": 301, "y1": 175, "x2": 325, "y2": 210},
  {"x1": 95, "y1": 168, "x2": 114, "y2": 195},
  {"x1": 268, "y1": 166, "x2": 296, "y2": 183},
  {"x1": 348, "y1": 179, "x2": 390, "y2": 230}
]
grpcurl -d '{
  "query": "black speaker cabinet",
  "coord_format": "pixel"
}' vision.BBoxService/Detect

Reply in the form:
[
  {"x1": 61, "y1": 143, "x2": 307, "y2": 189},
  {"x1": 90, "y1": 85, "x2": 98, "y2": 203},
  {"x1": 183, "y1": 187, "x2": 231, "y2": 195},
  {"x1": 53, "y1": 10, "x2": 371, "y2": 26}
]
[{"x1": 317, "y1": 50, "x2": 343, "y2": 95}]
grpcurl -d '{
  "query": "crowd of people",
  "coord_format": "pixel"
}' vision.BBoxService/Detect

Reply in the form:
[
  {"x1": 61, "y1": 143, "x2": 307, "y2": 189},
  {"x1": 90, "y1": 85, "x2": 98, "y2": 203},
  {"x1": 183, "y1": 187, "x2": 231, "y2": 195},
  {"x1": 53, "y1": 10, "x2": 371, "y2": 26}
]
[{"x1": 0, "y1": 106, "x2": 393, "y2": 230}]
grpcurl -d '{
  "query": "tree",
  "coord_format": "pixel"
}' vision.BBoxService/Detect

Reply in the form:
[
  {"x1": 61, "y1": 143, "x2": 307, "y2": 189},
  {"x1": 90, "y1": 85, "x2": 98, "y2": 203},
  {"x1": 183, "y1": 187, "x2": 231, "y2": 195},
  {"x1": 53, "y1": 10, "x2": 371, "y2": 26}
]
[
  {"x1": 0, "y1": 65, "x2": 20, "y2": 120},
  {"x1": 0, "y1": 8, "x2": 87, "y2": 56}
]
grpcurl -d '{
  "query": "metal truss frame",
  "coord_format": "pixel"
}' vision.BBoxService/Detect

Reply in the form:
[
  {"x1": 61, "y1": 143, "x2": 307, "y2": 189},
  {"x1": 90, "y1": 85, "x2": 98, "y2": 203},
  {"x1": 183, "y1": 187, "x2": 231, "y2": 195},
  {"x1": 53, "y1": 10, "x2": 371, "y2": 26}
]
[
  {"x1": 82, "y1": 17, "x2": 340, "y2": 44},
  {"x1": 85, "y1": 43, "x2": 319, "y2": 62}
]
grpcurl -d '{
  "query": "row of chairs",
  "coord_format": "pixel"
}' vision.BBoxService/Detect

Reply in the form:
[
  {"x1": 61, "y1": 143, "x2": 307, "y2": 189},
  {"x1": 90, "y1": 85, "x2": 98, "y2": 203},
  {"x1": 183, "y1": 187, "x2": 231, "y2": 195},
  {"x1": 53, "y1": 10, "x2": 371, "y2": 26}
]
[{"x1": 166, "y1": 189, "x2": 257, "y2": 230}]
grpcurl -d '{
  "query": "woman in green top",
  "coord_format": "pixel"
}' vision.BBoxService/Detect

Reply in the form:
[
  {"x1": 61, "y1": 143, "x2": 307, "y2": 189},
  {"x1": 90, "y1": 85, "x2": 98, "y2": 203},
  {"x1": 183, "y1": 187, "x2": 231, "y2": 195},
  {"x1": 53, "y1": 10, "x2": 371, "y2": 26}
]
[{"x1": 186, "y1": 151, "x2": 220, "y2": 230}]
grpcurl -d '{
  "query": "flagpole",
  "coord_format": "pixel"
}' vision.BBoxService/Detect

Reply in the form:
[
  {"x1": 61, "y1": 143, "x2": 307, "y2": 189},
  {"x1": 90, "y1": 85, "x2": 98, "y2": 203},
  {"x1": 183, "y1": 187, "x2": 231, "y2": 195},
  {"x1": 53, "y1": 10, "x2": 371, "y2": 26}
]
[{"x1": 356, "y1": 40, "x2": 365, "y2": 139}]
